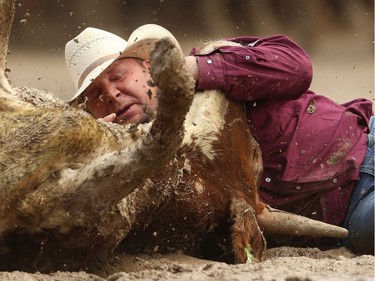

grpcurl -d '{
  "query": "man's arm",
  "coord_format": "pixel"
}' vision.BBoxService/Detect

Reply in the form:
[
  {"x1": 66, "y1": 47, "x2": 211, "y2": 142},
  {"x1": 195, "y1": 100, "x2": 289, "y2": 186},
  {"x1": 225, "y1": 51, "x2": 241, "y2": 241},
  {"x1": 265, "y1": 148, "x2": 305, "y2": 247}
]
[{"x1": 188, "y1": 35, "x2": 313, "y2": 101}]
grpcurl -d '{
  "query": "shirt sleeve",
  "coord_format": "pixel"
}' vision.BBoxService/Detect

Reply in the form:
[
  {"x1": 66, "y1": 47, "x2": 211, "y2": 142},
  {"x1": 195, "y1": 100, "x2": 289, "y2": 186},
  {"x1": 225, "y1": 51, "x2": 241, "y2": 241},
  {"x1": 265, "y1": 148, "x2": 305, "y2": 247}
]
[{"x1": 191, "y1": 35, "x2": 313, "y2": 101}]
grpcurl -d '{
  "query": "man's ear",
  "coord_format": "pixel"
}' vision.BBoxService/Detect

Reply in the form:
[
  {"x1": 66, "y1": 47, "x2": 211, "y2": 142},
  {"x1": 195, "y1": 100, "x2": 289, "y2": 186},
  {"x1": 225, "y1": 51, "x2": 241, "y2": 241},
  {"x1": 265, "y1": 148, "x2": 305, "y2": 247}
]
[{"x1": 143, "y1": 59, "x2": 151, "y2": 71}]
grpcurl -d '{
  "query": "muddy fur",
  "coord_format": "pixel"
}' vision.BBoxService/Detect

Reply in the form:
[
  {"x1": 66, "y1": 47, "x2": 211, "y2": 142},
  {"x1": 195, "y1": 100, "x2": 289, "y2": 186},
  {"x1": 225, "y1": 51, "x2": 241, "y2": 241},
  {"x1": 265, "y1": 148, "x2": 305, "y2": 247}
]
[{"x1": 0, "y1": 38, "x2": 195, "y2": 272}]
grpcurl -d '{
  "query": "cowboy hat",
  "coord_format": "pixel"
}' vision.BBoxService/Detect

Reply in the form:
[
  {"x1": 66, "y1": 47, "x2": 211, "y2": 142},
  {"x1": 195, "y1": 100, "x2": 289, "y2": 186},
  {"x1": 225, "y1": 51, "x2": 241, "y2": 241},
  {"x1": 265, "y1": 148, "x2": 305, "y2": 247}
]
[{"x1": 65, "y1": 24, "x2": 181, "y2": 103}]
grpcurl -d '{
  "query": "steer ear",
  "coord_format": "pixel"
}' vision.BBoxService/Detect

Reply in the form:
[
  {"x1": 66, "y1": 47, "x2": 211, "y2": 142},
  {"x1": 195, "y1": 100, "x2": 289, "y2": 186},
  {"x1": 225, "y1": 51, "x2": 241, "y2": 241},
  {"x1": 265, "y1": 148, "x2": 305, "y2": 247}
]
[{"x1": 257, "y1": 205, "x2": 348, "y2": 238}]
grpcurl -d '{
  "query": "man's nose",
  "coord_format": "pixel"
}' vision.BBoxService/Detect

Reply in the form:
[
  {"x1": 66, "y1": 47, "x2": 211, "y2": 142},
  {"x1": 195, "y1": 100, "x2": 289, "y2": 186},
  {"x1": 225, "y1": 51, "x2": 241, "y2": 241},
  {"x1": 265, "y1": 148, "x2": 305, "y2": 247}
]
[{"x1": 103, "y1": 84, "x2": 121, "y2": 103}]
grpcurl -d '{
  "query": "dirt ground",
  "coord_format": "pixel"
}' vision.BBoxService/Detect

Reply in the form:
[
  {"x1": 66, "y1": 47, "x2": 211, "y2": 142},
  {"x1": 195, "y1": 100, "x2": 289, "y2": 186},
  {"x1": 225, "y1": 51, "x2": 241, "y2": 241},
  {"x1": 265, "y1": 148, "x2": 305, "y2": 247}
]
[
  {"x1": 0, "y1": 247, "x2": 373, "y2": 281},
  {"x1": 3, "y1": 35, "x2": 374, "y2": 281}
]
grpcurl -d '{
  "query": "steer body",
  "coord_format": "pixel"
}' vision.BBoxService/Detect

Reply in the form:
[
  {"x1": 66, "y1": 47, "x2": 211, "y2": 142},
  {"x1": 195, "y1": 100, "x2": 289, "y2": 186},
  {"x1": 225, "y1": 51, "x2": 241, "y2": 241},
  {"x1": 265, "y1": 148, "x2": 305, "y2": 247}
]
[{"x1": 0, "y1": 86, "x2": 264, "y2": 271}]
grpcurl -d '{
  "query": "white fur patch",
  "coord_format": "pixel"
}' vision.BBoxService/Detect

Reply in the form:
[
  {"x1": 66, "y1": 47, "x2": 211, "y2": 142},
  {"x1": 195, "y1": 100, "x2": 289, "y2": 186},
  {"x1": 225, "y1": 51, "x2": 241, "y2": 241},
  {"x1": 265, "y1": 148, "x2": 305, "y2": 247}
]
[{"x1": 182, "y1": 90, "x2": 228, "y2": 160}]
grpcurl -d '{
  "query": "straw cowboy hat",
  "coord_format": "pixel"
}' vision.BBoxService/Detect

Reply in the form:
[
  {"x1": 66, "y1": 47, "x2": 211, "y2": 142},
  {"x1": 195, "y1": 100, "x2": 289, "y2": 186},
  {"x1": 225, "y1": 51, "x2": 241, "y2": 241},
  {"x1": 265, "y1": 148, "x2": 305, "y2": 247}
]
[{"x1": 65, "y1": 24, "x2": 181, "y2": 103}]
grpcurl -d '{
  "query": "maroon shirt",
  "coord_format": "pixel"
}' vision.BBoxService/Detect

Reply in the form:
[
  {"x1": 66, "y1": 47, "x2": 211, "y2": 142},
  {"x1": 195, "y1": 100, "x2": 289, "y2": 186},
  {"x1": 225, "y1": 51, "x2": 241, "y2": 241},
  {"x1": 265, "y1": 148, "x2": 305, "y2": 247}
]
[{"x1": 191, "y1": 35, "x2": 373, "y2": 226}]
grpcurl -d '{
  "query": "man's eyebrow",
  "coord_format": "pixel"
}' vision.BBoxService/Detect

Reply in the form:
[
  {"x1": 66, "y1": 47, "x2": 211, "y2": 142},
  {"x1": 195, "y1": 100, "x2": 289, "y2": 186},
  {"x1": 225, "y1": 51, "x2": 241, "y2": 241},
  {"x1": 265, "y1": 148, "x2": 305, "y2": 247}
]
[
  {"x1": 108, "y1": 63, "x2": 126, "y2": 72},
  {"x1": 110, "y1": 57, "x2": 127, "y2": 68}
]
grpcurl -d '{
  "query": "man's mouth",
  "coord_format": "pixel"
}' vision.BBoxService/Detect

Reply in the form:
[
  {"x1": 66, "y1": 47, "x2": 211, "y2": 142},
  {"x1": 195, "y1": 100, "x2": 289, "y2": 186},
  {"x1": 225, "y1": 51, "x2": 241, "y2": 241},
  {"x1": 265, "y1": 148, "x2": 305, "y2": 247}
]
[
  {"x1": 115, "y1": 104, "x2": 136, "y2": 124},
  {"x1": 116, "y1": 104, "x2": 131, "y2": 117}
]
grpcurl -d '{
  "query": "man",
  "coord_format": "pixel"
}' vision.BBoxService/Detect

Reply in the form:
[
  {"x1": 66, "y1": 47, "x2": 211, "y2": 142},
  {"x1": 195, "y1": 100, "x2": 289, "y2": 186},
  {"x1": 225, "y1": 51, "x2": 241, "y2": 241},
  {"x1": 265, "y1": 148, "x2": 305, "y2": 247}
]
[{"x1": 65, "y1": 24, "x2": 374, "y2": 254}]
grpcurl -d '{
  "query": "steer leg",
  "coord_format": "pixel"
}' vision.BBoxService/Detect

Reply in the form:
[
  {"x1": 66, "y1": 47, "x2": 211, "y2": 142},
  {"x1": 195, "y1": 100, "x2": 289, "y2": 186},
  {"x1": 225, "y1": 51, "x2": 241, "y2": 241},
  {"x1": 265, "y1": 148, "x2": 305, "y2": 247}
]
[{"x1": 230, "y1": 198, "x2": 266, "y2": 263}]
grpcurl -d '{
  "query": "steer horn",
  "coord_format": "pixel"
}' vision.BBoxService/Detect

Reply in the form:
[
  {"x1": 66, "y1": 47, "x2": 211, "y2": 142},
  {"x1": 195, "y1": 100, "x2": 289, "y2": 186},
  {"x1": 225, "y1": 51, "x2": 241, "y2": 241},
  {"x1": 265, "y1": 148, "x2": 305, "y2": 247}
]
[{"x1": 257, "y1": 205, "x2": 348, "y2": 238}]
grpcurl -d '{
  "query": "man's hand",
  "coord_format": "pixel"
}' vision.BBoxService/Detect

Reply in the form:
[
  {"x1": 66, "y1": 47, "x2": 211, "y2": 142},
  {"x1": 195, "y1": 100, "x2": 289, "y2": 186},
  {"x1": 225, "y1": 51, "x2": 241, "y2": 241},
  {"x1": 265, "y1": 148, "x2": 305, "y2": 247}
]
[{"x1": 98, "y1": 113, "x2": 116, "y2": 123}]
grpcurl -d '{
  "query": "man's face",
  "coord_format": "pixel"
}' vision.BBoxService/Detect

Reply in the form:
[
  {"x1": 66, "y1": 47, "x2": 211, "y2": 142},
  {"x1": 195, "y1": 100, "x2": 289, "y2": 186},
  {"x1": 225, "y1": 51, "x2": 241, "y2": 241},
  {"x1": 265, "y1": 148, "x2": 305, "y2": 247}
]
[{"x1": 81, "y1": 57, "x2": 158, "y2": 125}]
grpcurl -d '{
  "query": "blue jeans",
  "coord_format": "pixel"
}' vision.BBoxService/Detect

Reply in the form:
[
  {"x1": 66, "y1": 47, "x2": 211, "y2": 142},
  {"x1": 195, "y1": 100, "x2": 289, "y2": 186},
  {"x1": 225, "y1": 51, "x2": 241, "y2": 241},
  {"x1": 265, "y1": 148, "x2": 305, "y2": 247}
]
[{"x1": 341, "y1": 116, "x2": 374, "y2": 254}]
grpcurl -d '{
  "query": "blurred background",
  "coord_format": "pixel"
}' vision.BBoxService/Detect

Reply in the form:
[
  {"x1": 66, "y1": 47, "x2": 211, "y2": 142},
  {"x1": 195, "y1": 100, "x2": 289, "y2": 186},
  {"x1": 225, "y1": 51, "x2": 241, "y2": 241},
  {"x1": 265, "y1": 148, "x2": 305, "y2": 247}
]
[{"x1": 6, "y1": 0, "x2": 374, "y2": 103}]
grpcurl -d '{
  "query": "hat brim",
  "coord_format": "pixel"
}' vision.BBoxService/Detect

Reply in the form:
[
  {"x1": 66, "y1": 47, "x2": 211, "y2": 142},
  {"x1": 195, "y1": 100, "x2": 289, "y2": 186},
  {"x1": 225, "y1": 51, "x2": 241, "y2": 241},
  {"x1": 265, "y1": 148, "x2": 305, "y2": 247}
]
[
  {"x1": 69, "y1": 24, "x2": 181, "y2": 104},
  {"x1": 70, "y1": 59, "x2": 115, "y2": 104}
]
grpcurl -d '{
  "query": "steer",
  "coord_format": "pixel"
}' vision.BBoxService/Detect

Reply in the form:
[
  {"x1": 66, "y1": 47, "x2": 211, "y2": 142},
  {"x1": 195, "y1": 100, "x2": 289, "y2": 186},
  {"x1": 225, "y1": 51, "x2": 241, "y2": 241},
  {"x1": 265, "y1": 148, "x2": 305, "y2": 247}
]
[{"x1": 0, "y1": 35, "x2": 196, "y2": 271}]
